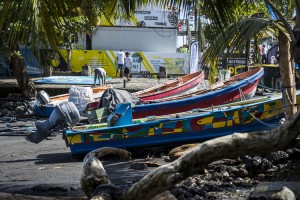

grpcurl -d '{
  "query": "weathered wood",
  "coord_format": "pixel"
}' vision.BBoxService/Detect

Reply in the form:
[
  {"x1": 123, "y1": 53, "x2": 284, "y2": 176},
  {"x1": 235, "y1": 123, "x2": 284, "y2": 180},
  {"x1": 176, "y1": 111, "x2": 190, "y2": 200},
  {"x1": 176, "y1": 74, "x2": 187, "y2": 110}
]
[
  {"x1": 119, "y1": 108, "x2": 300, "y2": 200},
  {"x1": 0, "y1": 192, "x2": 86, "y2": 200},
  {"x1": 168, "y1": 144, "x2": 199, "y2": 161},
  {"x1": 81, "y1": 147, "x2": 131, "y2": 199}
]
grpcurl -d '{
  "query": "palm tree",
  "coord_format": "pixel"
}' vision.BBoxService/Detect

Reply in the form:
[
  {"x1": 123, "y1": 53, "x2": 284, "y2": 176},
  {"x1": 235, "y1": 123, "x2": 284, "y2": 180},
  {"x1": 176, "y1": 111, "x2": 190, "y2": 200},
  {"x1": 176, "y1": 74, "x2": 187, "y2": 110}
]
[
  {"x1": 0, "y1": 0, "x2": 149, "y2": 97},
  {"x1": 195, "y1": 0, "x2": 299, "y2": 120},
  {"x1": 0, "y1": 0, "x2": 80, "y2": 97}
]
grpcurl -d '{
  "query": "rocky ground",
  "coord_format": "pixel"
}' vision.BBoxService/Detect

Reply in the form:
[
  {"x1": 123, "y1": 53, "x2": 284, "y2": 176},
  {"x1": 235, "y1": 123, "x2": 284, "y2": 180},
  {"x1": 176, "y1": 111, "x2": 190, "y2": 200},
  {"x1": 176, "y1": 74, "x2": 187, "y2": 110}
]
[
  {"x1": 1, "y1": 114, "x2": 300, "y2": 200},
  {"x1": 0, "y1": 77, "x2": 300, "y2": 199}
]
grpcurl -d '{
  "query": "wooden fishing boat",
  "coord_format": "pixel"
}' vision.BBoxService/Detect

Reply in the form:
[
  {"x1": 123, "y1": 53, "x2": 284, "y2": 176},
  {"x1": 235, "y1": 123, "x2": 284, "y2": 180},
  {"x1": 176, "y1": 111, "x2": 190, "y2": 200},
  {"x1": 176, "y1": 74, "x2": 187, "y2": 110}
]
[
  {"x1": 64, "y1": 91, "x2": 300, "y2": 155},
  {"x1": 132, "y1": 67, "x2": 264, "y2": 118},
  {"x1": 34, "y1": 85, "x2": 111, "y2": 117},
  {"x1": 36, "y1": 68, "x2": 263, "y2": 118},
  {"x1": 132, "y1": 71, "x2": 205, "y2": 101}
]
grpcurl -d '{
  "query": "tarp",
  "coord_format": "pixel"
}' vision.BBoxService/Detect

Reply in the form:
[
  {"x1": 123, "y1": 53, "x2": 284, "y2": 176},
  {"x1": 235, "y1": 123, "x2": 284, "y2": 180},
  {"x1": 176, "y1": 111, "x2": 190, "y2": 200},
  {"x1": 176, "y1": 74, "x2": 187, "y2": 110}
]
[
  {"x1": 34, "y1": 76, "x2": 111, "y2": 85},
  {"x1": 20, "y1": 47, "x2": 44, "y2": 76},
  {"x1": 99, "y1": 88, "x2": 141, "y2": 112}
]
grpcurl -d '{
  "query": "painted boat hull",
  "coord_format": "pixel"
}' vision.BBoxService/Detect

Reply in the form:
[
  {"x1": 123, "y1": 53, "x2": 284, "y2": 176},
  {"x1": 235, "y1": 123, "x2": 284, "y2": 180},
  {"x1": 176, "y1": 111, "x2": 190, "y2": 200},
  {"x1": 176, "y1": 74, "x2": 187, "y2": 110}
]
[
  {"x1": 65, "y1": 92, "x2": 300, "y2": 155},
  {"x1": 132, "y1": 67, "x2": 264, "y2": 118},
  {"x1": 36, "y1": 68, "x2": 263, "y2": 118},
  {"x1": 133, "y1": 71, "x2": 205, "y2": 101}
]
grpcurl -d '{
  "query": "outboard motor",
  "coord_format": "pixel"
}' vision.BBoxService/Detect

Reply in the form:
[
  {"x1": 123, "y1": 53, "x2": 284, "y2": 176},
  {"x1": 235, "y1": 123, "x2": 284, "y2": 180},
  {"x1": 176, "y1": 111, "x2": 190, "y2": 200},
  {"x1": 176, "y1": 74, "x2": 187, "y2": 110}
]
[
  {"x1": 30, "y1": 90, "x2": 50, "y2": 110},
  {"x1": 36, "y1": 90, "x2": 50, "y2": 105},
  {"x1": 26, "y1": 102, "x2": 80, "y2": 144}
]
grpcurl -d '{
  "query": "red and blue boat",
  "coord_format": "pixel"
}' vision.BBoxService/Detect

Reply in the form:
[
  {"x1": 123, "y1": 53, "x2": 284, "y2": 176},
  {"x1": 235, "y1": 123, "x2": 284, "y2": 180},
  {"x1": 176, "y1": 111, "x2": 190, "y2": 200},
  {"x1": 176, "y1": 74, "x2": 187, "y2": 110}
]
[
  {"x1": 132, "y1": 71, "x2": 205, "y2": 101},
  {"x1": 35, "y1": 68, "x2": 263, "y2": 118},
  {"x1": 132, "y1": 67, "x2": 264, "y2": 118}
]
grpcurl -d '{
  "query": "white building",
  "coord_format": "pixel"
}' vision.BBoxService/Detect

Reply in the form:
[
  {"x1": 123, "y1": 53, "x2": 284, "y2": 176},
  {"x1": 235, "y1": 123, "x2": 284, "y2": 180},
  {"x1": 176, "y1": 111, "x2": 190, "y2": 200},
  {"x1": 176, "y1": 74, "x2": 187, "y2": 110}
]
[{"x1": 78, "y1": 9, "x2": 179, "y2": 53}]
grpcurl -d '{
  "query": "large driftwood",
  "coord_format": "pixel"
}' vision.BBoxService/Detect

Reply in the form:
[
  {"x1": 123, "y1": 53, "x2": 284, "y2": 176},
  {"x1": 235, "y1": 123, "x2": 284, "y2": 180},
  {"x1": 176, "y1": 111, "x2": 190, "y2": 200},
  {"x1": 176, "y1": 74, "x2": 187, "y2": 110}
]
[
  {"x1": 87, "y1": 109, "x2": 300, "y2": 200},
  {"x1": 81, "y1": 147, "x2": 131, "y2": 199},
  {"x1": 168, "y1": 143, "x2": 199, "y2": 161},
  {"x1": 121, "y1": 110, "x2": 300, "y2": 200}
]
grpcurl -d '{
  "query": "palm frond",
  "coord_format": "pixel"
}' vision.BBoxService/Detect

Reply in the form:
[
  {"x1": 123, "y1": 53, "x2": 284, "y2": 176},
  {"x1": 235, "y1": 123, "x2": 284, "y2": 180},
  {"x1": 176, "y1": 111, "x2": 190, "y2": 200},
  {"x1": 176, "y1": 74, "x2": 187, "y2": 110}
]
[
  {"x1": 202, "y1": 17, "x2": 286, "y2": 83},
  {"x1": 204, "y1": 18, "x2": 273, "y2": 60}
]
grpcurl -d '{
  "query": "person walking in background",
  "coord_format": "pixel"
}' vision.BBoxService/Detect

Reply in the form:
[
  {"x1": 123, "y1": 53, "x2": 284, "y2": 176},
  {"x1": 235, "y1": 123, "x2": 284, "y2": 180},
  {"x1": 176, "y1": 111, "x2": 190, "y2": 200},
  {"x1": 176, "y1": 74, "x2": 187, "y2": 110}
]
[
  {"x1": 124, "y1": 52, "x2": 132, "y2": 81},
  {"x1": 94, "y1": 67, "x2": 106, "y2": 86},
  {"x1": 116, "y1": 49, "x2": 125, "y2": 77}
]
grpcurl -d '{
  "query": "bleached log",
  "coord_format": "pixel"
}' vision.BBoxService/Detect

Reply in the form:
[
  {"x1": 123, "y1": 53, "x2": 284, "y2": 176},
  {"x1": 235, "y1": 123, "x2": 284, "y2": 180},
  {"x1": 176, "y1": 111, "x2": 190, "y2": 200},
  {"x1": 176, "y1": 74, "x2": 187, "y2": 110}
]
[
  {"x1": 81, "y1": 147, "x2": 131, "y2": 199},
  {"x1": 120, "y1": 109, "x2": 300, "y2": 200},
  {"x1": 168, "y1": 144, "x2": 199, "y2": 161}
]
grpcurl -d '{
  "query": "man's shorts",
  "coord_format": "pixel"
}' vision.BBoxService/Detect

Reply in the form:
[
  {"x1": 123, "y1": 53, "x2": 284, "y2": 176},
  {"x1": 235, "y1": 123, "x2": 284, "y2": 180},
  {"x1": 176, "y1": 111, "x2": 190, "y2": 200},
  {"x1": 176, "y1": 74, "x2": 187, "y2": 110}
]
[{"x1": 124, "y1": 67, "x2": 129, "y2": 74}]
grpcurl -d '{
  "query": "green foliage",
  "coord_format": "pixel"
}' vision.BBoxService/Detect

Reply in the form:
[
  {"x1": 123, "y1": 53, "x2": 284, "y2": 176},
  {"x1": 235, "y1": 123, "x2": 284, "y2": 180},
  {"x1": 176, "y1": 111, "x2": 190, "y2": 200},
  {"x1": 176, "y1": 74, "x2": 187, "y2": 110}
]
[
  {"x1": 199, "y1": 0, "x2": 298, "y2": 82},
  {"x1": 10, "y1": 50, "x2": 22, "y2": 58}
]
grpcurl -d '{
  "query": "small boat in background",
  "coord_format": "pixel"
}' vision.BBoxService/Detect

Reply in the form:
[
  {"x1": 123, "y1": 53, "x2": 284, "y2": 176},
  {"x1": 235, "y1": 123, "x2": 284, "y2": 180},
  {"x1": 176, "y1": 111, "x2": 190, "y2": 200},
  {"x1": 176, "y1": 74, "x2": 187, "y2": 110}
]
[
  {"x1": 132, "y1": 71, "x2": 205, "y2": 101},
  {"x1": 34, "y1": 85, "x2": 111, "y2": 117},
  {"x1": 132, "y1": 67, "x2": 264, "y2": 118},
  {"x1": 64, "y1": 91, "x2": 299, "y2": 155}
]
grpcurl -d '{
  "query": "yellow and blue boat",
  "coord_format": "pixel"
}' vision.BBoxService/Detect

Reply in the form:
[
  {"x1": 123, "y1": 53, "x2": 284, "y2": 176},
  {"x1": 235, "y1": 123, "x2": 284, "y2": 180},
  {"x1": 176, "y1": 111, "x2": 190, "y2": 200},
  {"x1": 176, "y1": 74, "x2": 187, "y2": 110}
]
[{"x1": 64, "y1": 92, "x2": 300, "y2": 155}]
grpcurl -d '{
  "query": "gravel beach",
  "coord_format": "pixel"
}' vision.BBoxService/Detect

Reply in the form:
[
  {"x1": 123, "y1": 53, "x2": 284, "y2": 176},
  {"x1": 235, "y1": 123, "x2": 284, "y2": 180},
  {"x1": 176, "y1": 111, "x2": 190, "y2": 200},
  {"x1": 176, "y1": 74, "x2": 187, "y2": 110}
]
[
  {"x1": 0, "y1": 76, "x2": 173, "y2": 199},
  {"x1": 1, "y1": 77, "x2": 300, "y2": 199}
]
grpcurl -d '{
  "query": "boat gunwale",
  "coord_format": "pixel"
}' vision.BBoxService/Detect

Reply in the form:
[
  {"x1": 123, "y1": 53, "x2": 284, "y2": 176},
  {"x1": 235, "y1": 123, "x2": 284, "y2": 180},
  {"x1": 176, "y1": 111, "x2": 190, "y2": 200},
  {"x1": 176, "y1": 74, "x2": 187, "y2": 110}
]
[
  {"x1": 67, "y1": 92, "x2": 284, "y2": 135},
  {"x1": 133, "y1": 71, "x2": 204, "y2": 97},
  {"x1": 135, "y1": 68, "x2": 264, "y2": 109}
]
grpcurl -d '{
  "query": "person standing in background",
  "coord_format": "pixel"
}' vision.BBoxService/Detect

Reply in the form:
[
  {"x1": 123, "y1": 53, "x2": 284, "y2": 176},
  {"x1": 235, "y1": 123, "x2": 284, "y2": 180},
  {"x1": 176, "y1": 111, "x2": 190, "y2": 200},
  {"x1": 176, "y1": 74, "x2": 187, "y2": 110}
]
[
  {"x1": 116, "y1": 49, "x2": 126, "y2": 78},
  {"x1": 260, "y1": 44, "x2": 267, "y2": 64},
  {"x1": 124, "y1": 52, "x2": 132, "y2": 81}
]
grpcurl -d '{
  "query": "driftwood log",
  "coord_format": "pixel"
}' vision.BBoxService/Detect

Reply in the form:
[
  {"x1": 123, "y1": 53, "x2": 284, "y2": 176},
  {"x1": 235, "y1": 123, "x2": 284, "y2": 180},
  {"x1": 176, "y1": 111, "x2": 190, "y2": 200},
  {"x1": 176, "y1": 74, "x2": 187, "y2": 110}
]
[
  {"x1": 82, "y1": 109, "x2": 300, "y2": 200},
  {"x1": 81, "y1": 147, "x2": 131, "y2": 199}
]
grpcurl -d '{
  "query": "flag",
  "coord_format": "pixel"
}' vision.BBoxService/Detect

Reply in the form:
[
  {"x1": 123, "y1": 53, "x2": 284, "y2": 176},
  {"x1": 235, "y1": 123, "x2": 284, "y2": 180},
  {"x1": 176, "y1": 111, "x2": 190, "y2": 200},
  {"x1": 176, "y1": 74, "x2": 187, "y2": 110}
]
[{"x1": 189, "y1": 41, "x2": 199, "y2": 74}]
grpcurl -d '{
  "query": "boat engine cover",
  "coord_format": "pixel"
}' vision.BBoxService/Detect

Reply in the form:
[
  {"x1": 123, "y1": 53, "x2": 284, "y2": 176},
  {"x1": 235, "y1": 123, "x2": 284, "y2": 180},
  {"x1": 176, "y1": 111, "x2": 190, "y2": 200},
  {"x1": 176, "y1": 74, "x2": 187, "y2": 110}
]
[
  {"x1": 36, "y1": 90, "x2": 50, "y2": 105},
  {"x1": 26, "y1": 102, "x2": 80, "y2": 144}
]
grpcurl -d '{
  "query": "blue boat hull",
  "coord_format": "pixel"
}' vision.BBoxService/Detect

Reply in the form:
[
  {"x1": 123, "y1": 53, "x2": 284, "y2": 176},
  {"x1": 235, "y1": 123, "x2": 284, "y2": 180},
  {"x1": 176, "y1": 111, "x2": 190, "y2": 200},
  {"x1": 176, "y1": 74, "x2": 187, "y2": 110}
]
[
  {"x1": 67, "y1": 117, "x2": 280, "y2": 155},
  {"x1": 65, "y1": 92, "x2": 298, "y2": 155}
]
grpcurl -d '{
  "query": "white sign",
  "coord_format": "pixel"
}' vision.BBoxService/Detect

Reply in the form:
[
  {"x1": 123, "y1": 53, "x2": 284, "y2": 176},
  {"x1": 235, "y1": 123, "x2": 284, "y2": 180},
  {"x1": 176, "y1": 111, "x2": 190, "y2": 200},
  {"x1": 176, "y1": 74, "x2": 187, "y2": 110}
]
[{"x1": 115, "y1": 10, "x2": 178, "y2": 28}]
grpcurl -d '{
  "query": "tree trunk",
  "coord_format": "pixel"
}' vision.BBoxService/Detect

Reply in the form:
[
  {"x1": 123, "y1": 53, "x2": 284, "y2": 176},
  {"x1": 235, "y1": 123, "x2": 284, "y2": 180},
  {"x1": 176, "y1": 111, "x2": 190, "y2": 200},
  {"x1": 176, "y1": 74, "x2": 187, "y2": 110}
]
[
  {"x1": 11, "y1": 56, "x2": 36, "y2": 99},
  {"x1": 43, "y1": 65, "x2": 53, "y2": 77},
  {"x1": 279, "y1": 31, "x2": 297, "y2": 120}
]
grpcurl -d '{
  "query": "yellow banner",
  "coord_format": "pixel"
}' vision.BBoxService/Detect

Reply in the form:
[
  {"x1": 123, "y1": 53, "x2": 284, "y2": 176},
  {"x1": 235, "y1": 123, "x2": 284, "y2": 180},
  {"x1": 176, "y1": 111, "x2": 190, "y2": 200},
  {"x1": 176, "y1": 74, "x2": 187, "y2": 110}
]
[{"x1": 56, "y1": 50, "x2": 190, "y2": 77}]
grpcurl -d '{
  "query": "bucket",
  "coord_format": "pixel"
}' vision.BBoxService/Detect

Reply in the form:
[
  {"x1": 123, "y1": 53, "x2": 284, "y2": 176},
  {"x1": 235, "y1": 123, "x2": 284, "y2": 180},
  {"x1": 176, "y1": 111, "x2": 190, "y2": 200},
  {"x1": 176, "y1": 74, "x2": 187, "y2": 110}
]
[{"x1": 81, "y1": 65, "x2": 91, "y2": 76}]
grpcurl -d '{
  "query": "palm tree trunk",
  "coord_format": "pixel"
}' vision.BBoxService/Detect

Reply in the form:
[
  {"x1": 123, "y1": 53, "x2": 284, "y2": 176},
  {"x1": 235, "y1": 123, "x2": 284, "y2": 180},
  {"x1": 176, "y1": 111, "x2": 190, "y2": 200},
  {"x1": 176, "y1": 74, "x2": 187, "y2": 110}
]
[
  {"x1": 11, "y1": 56, "x2": 36, "y2": 98},
  {"x1": 279, "y1": 31, "x2": 297, "y2": 120}
]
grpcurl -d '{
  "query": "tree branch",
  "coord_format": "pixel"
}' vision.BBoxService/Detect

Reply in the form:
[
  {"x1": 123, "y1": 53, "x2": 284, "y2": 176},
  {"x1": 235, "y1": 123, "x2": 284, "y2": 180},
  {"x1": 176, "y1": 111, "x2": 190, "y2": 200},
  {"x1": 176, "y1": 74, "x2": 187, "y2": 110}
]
[{"x1": 120, "y1": 109, "x2": 300, "y2": 200}]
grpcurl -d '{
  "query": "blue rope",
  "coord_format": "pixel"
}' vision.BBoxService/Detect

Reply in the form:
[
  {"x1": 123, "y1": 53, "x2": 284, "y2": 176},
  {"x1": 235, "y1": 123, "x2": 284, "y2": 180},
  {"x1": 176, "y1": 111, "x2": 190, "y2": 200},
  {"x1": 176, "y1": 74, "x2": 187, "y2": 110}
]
[{"x1": 242, "y1": 106, "x2": 281, "y2": 128}]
